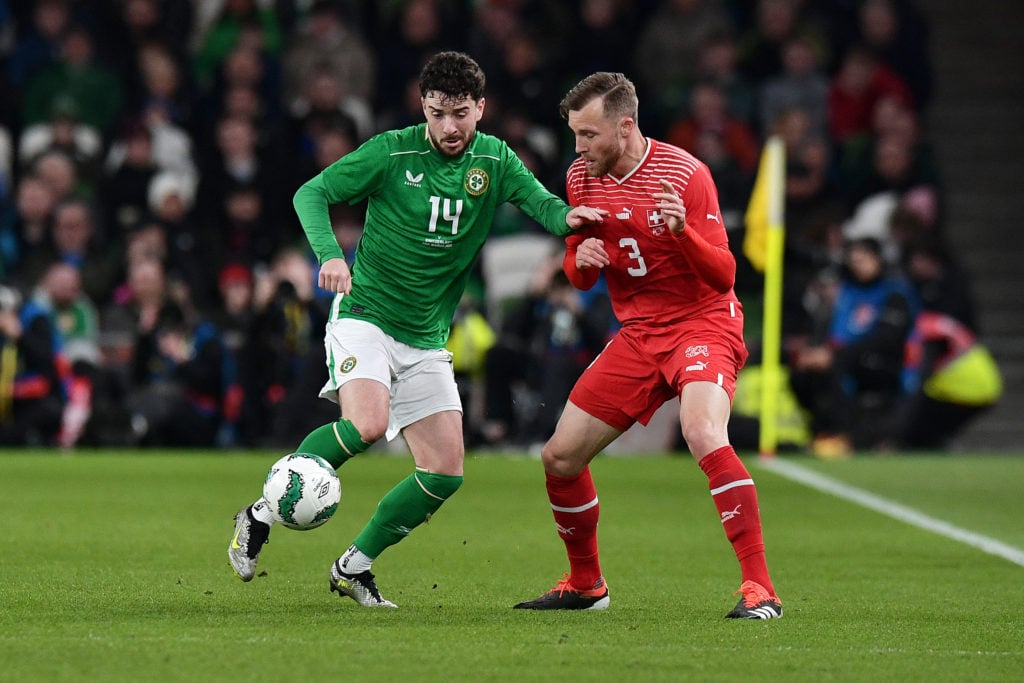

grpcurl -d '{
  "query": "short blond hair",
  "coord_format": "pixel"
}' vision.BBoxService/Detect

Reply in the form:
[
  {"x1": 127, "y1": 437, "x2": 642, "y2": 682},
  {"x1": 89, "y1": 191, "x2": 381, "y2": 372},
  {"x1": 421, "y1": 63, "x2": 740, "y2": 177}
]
[{"x1": 559, "y1": 72, "x2": 638, "y2": 121}]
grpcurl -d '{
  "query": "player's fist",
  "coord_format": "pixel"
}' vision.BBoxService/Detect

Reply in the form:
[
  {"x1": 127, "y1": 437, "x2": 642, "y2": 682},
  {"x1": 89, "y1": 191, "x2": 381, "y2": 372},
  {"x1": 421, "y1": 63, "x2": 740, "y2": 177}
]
[
  {"x1": 318, "y1": 257, "x2": 352, "y2": 295},
  {"x1": 576, "y1": 237, "x2": 610, "y2": 270}
]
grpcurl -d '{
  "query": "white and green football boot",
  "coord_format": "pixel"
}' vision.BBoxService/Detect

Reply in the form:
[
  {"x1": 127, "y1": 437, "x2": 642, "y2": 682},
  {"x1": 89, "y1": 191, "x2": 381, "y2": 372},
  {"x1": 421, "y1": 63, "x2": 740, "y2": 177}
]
[{"x1": 228, "y1": 505, "x2": 270, "y2": 581}]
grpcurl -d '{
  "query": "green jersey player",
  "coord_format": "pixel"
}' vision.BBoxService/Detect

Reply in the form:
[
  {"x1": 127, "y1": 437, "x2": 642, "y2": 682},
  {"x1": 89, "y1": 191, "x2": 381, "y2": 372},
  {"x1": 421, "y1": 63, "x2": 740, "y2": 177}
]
[{"x1": 228, "y1": 51, "x2": 606, "y2": 606}]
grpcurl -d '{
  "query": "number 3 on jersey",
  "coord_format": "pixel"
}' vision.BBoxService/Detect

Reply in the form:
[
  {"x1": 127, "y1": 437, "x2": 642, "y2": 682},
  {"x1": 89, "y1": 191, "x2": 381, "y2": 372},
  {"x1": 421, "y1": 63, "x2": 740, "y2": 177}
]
[
  {"x1": 620, "y1": 237, "x2": 648, "y2": 276},
  {"x1": 428, "y1": 195, "x2": 463, "y2": 235}
]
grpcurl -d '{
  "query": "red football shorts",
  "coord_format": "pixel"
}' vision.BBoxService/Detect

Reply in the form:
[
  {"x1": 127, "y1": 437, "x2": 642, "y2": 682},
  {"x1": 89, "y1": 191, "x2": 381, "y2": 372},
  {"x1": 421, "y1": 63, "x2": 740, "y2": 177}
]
[{"x1": 568, "y1": 302, "x2": 749, "y2": 431}]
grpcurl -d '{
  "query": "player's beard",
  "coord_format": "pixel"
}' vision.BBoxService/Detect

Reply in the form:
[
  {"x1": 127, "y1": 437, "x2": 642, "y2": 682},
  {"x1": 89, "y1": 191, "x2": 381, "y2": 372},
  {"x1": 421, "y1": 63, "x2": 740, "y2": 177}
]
[
  {"x1": 583, "y1": 137, "x2": 628, "y2": 177},
  {"x1": 430, "y1": 129, "x2": 473, "y2": 158},
  {"x1": 585, "y1": 154, "x2": 606, "y2": 176},
  {"x1": 582, "y1": 144, "x2": 618, "y2": 177},
  {"x1": 583, "y1": 155, "x2": 612, "y2": 177}
]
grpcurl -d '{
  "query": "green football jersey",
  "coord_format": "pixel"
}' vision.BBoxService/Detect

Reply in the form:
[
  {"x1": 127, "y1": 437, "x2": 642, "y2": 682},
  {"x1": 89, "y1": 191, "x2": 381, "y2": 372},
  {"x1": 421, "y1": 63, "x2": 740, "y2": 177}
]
[{"x1": 294, "y1": 123, "x2": 574, "y2": 349}]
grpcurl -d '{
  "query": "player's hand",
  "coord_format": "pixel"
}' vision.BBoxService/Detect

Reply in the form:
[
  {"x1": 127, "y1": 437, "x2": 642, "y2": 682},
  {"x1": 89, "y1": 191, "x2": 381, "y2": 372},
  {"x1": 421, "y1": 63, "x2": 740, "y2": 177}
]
[
  {"x1": 576, "y1": 237, "x2": 610, "y2": 270},
  {"x1": 565, "y1": 205, "x2": 608, "y2": 229},
  {"x1": 654, "y1": 179, "x2": 686, "y2": 235},
  {"x1": 318, "y1": 257, "x2": 352, "y2": 295}
]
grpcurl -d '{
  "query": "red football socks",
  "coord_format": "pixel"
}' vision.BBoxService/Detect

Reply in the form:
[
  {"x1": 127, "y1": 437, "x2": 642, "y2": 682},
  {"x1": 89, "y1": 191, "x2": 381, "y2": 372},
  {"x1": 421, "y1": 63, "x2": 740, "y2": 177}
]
[
  {"x1": 546, "y1": 467, "x2": 602, "y2": 590},
  {"x1": 698, "y1": 445, "x2": 776, "y2": 596}
]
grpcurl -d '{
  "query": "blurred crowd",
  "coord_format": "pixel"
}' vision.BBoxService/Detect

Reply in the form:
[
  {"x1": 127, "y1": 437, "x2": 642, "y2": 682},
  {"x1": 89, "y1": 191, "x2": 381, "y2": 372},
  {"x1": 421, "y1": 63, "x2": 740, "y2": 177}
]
[{"x1": 0, "y1": 0, "x2": 997, "y2": 453}]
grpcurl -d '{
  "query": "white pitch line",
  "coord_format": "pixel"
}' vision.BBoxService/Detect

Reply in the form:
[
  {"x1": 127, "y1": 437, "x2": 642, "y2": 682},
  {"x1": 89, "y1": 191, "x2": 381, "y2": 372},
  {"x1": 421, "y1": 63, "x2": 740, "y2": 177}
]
[{"x1": 755, "y1": 457, "x2": 1024, "y2": 568}]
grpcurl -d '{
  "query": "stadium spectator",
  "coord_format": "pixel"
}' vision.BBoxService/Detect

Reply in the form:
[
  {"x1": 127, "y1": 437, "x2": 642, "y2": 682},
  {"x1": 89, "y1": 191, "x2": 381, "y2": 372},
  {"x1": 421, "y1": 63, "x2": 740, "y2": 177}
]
[
  {"x1": 0, "y1": 192, "x2": 15, "y2": 283},
  {"x1": 17, "y1": 96, "x2": 103, "y2": 186},
  {"x1": 466, "y1": 0, "x2": 524, "y2": 88},
  {"x1": 5, "y1": 0, "x2": 72, "y2": 91},
  {"x1": 841, "y1": 191, "x2": 901, "y2": 263},
  {"x1": 21, "y1": 24, "x2": 124, "y2": 136},
  {"x1": 757, "y1": 34, "x2": 829, "y2": 138},
  {"x1": 565, "y1": 0, "x2": 641, "y2": 77},
  {"x1": 897, "y1": 310, "x2": 1001, "y2": 450},
  {"x1": 482, "y1": 252, "x2": 613, "y2": 447},
  {"x1": 100, "y1": 120, "x2": 159, "y2": 237},
  {"x1": 790, "y1": 237, "x2": 918, "y2": 457},
  {"x1": 374, "y1": 0, "x2": 455, "y2": 113},
  {"x1": 665, "y1": 81, "x2": 761, "y2": 177},
  {"x1": 31, "y1": 262, "x2": 99, "y2": 448},
  {"x1": 146, "y1": 170, "x2": 213, "y2": 309},
  {"x1": 100, "y1": 0, "x2": 194, "y2": 101},
  {"x1": 286, "y1": 67, "x2": 367, "y2": 160},
  {"x1": 32, "y1": 262, "x2": 100, "y2": 375},
  {"x1": 4, "y1": 175, "x2": 56, "y2": 285},
  {"x1": 827, "y1": 44, "x2": 913, "y2": 145},
  {"x1": 213, "y1": 182, "x2": 281, "y2": 278},
  {"x1": 489, "y1": 105, "x2": 562, "y2": 198},
  {"x1": 855, "y1": 0, "x2": 933, "y2": 111},
  {"x1": 239, "y1": 249, "x2": 334, "y2": 448},
  {"x1": 208, "y1": 262, "x2": 255, "y2": 442},
  {"x1": 840, "y1": 97, "x2": 940, "y2": 207},
  {"x1": 688, "y1": 31, "x2": 757, "y2": 127},
  {"x1": 17, "y1": 198, "x2": 120, "y2": 306},
  {"x1": 372, "y1": 73, "x2": 424, "y2": 133},
  {"x1": 0, "y1": 124, "x2": 10, "y2": 199},
  {"x1": 192, "y1": 0, "x2": 283, "y2": 92},
  {"x1": 195, "y1": 115, "x2": 274, "y2": 226},
  {"x1": 281, "y1": 1, "x2": 375, "y2": 113},
  {"x1": 490, "y1": 30, "x2": 560, "y2": 128},
  {"x1": 94, "y1": 256, "x2": 170, "y2": 443},
  {"x1": 33, "y1": 149, "x2": 86, "y2": 203},
  {"x1": 902, "y1": 236, "x2": 977, "y2": 333},
  {"x1": 127, "y1": 43, "x2": 200, "y2": 137},
  {"x1": 633, "y1": 0, "x2": 732, "y2": 127},
  {"x1": 128, "y1": 300, "x2": 227, "y2": 447},
  {"x1": 694, "y1": 130, "x2": 752, "y2": 227},
  {"x1": 774, "y1": 106, "x2": 843, "y2": 248},
  {"x1": 307, "y1": 126, "x2": 357, "y2": 179},
  {"x1": 202, "y1": 41, "x2": 283, "y2": 133},
  {"x1": 736, "y1": 0, "x2": 815, "y2": 84},
  {"x1": 197, "y1": 114, "x2": 291, "y2": 272},
  {"x1": 0, "y1": 284, "x2": 67, "y2": 446}
]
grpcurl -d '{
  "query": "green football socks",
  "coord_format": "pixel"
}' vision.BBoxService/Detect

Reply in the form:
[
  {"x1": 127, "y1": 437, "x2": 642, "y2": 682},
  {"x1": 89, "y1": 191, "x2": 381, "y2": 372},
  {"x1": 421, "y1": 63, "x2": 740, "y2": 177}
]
[
  {"x1": 297, "y1": 419, "x2": 371, "y2": 469},
  {"x1": 352, "y1": 469, "x2": 464, "y2": 559}
]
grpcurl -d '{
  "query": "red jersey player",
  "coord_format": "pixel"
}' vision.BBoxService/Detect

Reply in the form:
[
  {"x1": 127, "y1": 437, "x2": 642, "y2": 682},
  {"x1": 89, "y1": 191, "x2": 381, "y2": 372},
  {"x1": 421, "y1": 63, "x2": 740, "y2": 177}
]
[{"x1": 514, "y1": 72, "x2": 783, "y2": 619}]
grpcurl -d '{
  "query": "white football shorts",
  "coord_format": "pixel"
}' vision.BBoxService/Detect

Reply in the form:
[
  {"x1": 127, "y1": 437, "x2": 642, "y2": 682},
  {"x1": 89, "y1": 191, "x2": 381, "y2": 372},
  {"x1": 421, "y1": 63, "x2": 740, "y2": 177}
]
[{"x1": 318, "y1": 318, "x2": 462, "y2": 441}]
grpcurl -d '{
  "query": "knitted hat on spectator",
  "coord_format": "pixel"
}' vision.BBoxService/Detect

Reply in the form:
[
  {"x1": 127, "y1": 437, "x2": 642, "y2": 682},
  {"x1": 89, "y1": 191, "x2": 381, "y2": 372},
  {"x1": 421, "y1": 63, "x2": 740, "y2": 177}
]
[
  {"x1": 147, "y1": 171, "x2": 195, "y2": 213},
  {"x1": 0, "y1": 285, "x2": 21, "y2": 312},
  {"x1": 219, "y1": 263, "x2": 253, "y2": 289}
]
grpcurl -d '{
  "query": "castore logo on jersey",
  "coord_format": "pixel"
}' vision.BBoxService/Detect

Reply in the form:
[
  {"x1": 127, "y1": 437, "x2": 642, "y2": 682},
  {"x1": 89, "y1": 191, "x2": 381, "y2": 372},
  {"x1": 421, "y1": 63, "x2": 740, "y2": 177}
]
[{"x1": 405, "y1": 170, "x2": 424, "y2": 187}]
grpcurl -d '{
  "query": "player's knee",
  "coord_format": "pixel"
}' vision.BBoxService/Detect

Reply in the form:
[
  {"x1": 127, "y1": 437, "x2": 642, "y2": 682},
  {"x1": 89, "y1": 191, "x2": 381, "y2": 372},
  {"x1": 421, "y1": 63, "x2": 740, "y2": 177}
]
[
  {"x1": 541, "y1": 442, "x2": 586, "y2": 478},
  {"x1": 350, "y1": 415, "x2": 388, "y2": 444},
  {"x1": 680, "y1": 416, "x2": 725, "y2": 455}
]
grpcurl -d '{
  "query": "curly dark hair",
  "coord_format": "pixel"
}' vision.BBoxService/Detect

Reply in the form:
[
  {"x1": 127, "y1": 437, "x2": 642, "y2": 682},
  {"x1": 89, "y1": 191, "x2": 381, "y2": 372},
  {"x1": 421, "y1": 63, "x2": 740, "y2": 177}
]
[{"x1": 418, "y1": 51, "x2": 486, "y2": 103}]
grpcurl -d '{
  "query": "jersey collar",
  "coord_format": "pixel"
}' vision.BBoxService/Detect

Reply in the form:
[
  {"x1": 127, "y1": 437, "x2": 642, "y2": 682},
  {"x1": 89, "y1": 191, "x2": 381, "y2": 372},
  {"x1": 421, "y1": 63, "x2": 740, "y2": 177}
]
[{"x1": 607, "y1": 137, "x2": 652, "y2": 185}]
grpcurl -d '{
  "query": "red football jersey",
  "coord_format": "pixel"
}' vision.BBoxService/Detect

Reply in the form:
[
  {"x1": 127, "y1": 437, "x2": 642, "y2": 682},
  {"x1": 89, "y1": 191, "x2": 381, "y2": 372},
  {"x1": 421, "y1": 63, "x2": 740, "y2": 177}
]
[{"x1": 564, "y1": 138, "x2": 738, "y2": 327}]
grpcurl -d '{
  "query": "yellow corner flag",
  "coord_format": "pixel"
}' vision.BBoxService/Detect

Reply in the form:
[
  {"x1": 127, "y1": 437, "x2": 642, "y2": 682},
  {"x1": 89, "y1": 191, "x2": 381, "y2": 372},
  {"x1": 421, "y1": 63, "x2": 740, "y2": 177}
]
[
  {"x1": 743, "y1": 137, "x2": 786, "y2": 456},
  {"x1": 743, "y1": 137, "x2": 784, "y2": 272}
]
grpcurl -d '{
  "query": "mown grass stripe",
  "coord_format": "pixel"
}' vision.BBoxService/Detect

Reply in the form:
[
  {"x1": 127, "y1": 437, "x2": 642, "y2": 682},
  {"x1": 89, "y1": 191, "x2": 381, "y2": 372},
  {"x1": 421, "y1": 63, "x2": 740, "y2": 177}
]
[{"x1": 757, "y1": 457, "x2": 1024, "y2": 567}]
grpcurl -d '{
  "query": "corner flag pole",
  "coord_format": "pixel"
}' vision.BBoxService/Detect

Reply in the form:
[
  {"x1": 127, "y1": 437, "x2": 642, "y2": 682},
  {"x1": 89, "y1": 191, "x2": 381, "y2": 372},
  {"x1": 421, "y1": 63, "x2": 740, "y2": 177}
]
[{"x1": 758, "y1": 137, "x2": 786, "y2": 458}]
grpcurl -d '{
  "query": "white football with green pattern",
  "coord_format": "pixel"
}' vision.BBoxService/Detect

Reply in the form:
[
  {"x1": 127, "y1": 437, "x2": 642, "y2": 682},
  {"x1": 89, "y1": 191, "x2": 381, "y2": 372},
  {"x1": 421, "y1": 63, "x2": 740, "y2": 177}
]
[{"x1": 262, "y1": 453, "x2": 341, "y2": 530}]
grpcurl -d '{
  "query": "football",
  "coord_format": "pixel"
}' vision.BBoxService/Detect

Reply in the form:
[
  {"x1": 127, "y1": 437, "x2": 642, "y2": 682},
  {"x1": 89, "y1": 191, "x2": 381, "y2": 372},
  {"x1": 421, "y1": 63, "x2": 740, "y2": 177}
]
[{"x1": 262, "y1": 453, "x2": 341, "y2": 530}]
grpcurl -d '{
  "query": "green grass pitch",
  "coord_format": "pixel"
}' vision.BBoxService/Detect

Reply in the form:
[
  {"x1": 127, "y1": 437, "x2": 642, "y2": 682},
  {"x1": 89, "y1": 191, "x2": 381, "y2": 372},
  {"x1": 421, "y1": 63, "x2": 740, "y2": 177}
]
[{"x1": 2, "y1": 449, "x2": 1022, "y2": 682}]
